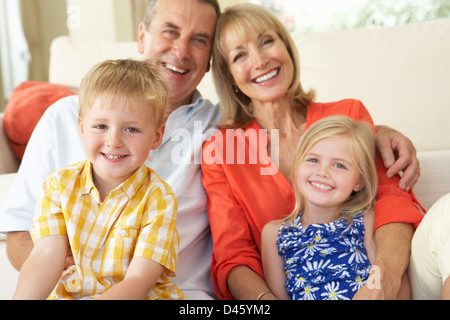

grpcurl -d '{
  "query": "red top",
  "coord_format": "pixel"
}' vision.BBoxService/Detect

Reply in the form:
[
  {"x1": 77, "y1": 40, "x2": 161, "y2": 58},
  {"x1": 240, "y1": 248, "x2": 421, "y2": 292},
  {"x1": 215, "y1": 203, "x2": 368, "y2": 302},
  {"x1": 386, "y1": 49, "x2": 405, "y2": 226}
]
[{"x1": 201, "y1": 99, "x2": 424, "y2": 300}]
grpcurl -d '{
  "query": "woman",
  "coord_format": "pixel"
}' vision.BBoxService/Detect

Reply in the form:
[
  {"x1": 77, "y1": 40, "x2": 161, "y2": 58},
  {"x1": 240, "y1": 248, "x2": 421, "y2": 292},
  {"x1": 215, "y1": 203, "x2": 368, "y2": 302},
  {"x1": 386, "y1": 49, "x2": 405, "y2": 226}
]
[{"x1": 201, "y1": 4, "x2": 424, "y2": 300}]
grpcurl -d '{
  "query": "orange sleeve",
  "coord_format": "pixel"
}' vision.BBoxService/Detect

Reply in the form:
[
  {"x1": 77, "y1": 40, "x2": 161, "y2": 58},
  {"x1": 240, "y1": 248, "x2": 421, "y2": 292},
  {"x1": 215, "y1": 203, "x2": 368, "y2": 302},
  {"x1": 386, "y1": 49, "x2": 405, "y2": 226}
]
[
  {"x1": 374, "y1": 153, "x2": 424, "y2": 230},
  {"x1": 201, "y1": 136, "x2": 264, "y2": 300}
]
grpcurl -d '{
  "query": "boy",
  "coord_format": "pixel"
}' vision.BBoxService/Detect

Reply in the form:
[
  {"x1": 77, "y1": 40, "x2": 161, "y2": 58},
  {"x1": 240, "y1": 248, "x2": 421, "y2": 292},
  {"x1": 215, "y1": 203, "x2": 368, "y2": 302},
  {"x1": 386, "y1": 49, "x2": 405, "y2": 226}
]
[{"x1": 13, "y1": 59, "x2": 184, "y2": 300}]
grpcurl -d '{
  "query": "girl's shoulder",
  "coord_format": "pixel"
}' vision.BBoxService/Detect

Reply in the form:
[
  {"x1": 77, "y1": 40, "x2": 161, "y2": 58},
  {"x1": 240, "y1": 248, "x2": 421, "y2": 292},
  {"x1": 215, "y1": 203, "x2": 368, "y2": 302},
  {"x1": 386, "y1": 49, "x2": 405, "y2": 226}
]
[{"x1": 261, "y1": 219, "x2": 285, "y2": 241}]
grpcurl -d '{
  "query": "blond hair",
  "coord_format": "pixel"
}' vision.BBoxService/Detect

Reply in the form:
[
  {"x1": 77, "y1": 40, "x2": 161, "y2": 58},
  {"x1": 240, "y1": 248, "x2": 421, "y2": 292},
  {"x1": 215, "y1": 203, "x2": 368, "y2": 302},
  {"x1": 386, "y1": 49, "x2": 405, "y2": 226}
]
[
  {"x1": 212, "y1": 3, "x2": 315, "y2": 128},
  {"x1": 79, "y1": 59, "x2": 168, "y2": 128},
  {"x1": 287, "y1": 116, "x2": 378, "y2": 224}
]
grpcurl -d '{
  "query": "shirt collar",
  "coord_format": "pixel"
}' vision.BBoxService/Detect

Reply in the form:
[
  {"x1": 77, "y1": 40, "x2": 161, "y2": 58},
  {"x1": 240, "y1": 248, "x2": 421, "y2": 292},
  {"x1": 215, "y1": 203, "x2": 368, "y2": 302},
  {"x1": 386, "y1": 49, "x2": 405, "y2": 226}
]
[
  {"x1": 80, "y1": 160, "x2": 149, "y2": 201},
  {"x1": 170, "y1": 89, "x2": 205, "y2": 120}
]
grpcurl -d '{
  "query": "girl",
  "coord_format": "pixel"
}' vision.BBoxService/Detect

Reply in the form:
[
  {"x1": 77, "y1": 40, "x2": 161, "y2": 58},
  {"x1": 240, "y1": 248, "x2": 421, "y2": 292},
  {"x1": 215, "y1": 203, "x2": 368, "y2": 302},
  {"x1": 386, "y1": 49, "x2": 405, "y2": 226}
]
[{"x1": 261, "y1": 116, "x2": 378, "y2": 300}]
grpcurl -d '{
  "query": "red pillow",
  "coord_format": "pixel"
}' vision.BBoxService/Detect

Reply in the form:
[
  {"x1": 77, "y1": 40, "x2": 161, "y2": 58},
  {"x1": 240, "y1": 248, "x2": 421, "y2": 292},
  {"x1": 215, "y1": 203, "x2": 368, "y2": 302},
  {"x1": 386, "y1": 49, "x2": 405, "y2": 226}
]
[{"x1": 3, "y1": 81, "x2": 75, "y2": 160}]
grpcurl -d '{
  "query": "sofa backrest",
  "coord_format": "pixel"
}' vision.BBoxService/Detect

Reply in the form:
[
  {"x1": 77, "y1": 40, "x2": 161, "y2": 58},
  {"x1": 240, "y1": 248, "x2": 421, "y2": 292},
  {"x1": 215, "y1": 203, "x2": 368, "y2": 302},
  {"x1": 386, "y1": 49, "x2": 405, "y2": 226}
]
[{"x1": 49, "y1": 18, "x2": 450, "y2": 153}]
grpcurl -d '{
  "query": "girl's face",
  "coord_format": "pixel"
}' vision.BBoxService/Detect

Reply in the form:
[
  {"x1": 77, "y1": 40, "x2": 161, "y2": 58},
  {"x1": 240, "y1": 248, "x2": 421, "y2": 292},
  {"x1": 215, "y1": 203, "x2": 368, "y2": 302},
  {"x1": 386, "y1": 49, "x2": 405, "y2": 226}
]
[
  {"x1": 223, "y1": 29, "x2": 294, "y2": 105},
  {"x1": 296, "y1": 137, "x2": 364, "y2": 214},
  {"x1": 78, "y1": 95, "x2": 164, "y2": 188}
]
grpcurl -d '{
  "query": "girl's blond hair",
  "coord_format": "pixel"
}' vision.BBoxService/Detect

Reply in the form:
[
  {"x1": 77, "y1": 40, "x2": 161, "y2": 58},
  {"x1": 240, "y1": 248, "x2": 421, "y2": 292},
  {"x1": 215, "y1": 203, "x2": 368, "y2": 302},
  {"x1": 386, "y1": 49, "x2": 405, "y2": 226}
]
[
  {"x1": 79, "y1": 59, "x2": 168, "y2": 128},
  {"x1": 287, "y1": 116, "x2": 378, "y2": 224},
  {"x1": 212, "y1": 3, "x2": 315, "y2": 128}
]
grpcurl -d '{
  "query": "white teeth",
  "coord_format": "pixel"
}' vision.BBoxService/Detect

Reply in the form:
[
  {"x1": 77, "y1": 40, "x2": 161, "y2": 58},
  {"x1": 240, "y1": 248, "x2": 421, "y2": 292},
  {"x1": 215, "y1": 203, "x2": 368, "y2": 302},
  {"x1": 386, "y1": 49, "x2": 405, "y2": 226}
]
[
  {"x1": 104, "y1": 153, "x2": 125, "y2": 160},
  {"x1": 162, "y1": 63, "x2": 188, "y2": 75},
  {"x1": 311, "y1": 182, "x2": 333, "y2": 191},
  {"x1": 254, "y1": 69, "x2": 279, "y2": 83}
]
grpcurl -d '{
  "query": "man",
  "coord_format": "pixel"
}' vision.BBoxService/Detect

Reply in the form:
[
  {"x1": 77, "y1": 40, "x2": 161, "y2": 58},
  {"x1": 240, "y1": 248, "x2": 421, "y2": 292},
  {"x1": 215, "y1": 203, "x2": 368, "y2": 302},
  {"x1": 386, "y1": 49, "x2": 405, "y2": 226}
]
[{"x1": 0, "y1": 0, "x2": 420, "y2": 300}]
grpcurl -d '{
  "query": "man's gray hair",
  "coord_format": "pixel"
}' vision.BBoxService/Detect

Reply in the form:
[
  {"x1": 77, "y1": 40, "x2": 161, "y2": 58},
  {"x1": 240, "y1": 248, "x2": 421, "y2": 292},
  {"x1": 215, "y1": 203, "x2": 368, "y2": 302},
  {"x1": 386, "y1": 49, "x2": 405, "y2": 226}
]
[{"x1": 143, "y1": 0, "x2": 221, "y2": 29}]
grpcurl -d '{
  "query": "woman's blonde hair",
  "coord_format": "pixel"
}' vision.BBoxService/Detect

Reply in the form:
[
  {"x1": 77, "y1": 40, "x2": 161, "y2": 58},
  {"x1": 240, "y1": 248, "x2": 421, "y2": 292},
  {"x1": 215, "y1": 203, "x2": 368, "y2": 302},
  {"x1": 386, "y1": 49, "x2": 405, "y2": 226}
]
[
  {"x1": 212, "y1": 3, "x2": 315, "y2": 128},
  {"x1": 287, "y1": 116, "x2": 378, "y2": 224},
  {"x1": 79, "y1": 59, "x2": 168, "y2": 128}
]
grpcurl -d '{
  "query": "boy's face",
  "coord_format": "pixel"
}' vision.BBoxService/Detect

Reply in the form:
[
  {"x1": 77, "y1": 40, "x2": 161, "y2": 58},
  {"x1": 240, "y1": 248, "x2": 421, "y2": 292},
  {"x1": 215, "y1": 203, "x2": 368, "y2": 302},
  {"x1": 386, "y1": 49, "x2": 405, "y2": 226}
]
[{"x1": 78, "y1": 95, "x2": 164, "y2": 188}]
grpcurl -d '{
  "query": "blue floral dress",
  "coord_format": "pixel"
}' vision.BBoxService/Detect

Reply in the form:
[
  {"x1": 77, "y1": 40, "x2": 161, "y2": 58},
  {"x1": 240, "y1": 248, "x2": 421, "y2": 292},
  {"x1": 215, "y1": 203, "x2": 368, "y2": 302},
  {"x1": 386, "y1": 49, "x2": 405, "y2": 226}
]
[{"x1": 277, "y1": 212, "x2": 372, "y2": 300}]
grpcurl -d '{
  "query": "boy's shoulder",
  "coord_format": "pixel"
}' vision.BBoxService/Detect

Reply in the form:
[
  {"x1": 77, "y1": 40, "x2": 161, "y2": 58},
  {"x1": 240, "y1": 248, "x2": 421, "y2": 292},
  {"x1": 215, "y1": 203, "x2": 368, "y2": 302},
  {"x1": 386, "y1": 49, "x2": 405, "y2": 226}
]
[
  {"x1": 48, "y1": 160, "x2": 87, "y2": 181},
  {"x1": 143, "y1": 166, "x2": 176, "y2": 198},
  {"x1": 44, "y1": 161, "x2": 89, "y2": 194}
]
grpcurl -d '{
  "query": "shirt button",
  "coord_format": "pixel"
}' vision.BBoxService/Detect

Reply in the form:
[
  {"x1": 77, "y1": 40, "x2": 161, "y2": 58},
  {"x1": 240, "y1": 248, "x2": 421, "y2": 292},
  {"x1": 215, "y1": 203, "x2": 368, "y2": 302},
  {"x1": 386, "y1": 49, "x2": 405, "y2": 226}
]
[
  {"x1": 120, "y1": 229, "x2": 127, "y2": 237},
  {"x1": 85, "y1": 250, "x2": 93, "y2": 258}
]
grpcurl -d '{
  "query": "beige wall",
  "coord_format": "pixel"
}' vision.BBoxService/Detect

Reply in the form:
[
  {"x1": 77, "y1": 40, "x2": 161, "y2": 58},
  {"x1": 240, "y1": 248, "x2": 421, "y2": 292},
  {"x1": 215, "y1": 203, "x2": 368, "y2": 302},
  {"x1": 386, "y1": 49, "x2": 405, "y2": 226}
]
[
  {"x1": 20, "y1": 0, "x2": 69, "y2": 82},
  {"x1": 66, "y1": 0, "x2": 134, "y2": 42},
  {"x1": 0, "y1": 0, "x2": 68, "y2": 111},
  {"x1": 0, "y1": 0, "x2": 247, "y2": 111}
]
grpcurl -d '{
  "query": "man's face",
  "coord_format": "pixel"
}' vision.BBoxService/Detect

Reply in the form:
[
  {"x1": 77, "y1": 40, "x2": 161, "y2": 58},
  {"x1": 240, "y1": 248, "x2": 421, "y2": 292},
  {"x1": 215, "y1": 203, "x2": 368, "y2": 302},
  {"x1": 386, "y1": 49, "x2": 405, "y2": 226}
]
[{"x1": 138, "y1": 0, "x2": 217, "y2": 110}]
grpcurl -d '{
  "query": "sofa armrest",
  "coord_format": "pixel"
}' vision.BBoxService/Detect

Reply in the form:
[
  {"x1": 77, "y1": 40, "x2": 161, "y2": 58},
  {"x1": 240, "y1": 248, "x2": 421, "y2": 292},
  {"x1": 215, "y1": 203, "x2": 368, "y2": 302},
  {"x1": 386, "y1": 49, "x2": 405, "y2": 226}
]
[{"x1": 0, "y1": 113, "x2": 20, "y2": 174}]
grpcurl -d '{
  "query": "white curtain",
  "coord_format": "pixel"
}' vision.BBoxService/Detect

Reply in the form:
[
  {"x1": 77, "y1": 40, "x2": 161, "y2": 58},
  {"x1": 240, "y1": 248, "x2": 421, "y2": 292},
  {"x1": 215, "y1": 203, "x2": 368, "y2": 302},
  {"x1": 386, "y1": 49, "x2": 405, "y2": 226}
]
[{"x1": 0, "y1": 0, "x2": 30, "y2": 100}]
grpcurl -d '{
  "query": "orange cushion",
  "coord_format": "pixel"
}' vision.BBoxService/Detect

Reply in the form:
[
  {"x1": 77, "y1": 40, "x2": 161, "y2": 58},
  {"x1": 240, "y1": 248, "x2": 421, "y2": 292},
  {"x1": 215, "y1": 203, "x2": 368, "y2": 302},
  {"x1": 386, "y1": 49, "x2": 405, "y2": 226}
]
[{"x1": 3, "y1": 81, "x2": 75, "y2": 159}]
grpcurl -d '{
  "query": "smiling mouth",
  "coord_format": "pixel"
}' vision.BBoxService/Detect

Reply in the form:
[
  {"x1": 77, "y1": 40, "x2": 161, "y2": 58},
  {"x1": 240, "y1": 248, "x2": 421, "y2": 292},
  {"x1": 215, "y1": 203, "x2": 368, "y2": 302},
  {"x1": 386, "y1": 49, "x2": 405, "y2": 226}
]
[
  {"x1": 162, "y1": 62, "x2": 189, "y2": 75},
  {"x1": 102, "y1": 153, "x2": 127, "y2": 160},
  {"x1": 310, "y1": 181, "x2": 334, "y2": 191},
  {"x1": 254, "y1": 68, "x2": 280, "y2": 84}
]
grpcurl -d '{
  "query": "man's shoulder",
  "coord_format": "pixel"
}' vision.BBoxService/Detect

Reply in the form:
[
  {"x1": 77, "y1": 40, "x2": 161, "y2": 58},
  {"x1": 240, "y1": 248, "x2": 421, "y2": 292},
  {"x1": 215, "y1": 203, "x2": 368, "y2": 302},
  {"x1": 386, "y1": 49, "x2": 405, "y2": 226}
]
[
  {"x1": 48, "y1": 160, "x2": 86, "y2": 181},
  {"x1": 193, "y1": 96, "x2": 221, "y2": 121},
  {"x1": 146, "y1": 166, "x2": 176, "y2": 197},
  {"x1": 43, "y1": 95, "x2": 79, "y2": 120}
]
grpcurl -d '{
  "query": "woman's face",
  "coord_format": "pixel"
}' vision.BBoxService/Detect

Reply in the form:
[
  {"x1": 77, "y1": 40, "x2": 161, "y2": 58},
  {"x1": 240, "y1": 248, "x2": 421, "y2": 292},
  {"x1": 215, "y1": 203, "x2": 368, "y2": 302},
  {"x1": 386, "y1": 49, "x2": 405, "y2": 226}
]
[{"x1": 223, "y1": 28, "x2": 294, "y2": 105}]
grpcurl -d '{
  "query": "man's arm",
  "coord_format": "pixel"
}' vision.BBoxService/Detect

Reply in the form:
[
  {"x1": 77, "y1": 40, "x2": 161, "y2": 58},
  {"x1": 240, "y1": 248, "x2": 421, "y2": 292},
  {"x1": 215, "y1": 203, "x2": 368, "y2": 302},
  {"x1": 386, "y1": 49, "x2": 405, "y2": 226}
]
[
  {"x1": 12, "y1": 235, "x2": 68, "y2": 300},
  {"x1": 375, "y1": 125, "x2": 420, "y2": 192},
  {"x1": 6, "y1": 231, "x2": 33, "y2": 271}
]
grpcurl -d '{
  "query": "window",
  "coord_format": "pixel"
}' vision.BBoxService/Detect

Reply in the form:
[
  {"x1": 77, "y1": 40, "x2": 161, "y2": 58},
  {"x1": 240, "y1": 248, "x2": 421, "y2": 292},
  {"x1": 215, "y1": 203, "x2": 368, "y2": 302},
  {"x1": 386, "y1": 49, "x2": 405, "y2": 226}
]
[
  {"x1": 252, "y1": 0, "x2": 450, "y2": 32},
  {"x1": 0, "y1": 0, "x2": 30, "y2": 109}
]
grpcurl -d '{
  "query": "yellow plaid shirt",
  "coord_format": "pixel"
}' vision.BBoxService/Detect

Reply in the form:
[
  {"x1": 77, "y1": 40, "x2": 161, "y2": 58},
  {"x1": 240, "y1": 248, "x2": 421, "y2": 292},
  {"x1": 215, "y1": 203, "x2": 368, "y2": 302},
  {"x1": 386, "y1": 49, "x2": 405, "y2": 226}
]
[{"x1": 31, "y1": 160, "x2": 184, "y2": 300}]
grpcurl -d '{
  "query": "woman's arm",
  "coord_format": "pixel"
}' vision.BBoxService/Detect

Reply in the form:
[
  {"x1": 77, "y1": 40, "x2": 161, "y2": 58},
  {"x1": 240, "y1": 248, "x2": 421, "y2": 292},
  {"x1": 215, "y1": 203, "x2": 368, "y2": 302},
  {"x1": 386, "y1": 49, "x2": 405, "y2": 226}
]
[
  {"x1": 97, "y1": 257, "x2": 164, "y2": 300},
  {"x1": 354, "y1": 222, "x2": 414, "y2": 300},
  {"x1": 13, "y1": 235, "x2": 69, "y2": 300},
  {"x1": 374, "y1": 125, "x2": 419, "y2": 192},
  {"x1": 261, "y1": 221, "x2": 289, "y2": 300},
  {"x1": 227, "y1": 266, "x2": 277, "y2": 300},
  {"x1": 202, "y1": 135, "x2": 268, "y2": 300}
]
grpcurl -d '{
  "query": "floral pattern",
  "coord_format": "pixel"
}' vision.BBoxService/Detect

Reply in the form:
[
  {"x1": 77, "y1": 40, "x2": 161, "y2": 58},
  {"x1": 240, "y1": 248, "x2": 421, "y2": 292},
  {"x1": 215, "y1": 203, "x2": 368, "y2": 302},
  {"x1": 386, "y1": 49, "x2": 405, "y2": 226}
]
[{"x1": 277, "y1": 212, "x2": 371, "y2": 300}]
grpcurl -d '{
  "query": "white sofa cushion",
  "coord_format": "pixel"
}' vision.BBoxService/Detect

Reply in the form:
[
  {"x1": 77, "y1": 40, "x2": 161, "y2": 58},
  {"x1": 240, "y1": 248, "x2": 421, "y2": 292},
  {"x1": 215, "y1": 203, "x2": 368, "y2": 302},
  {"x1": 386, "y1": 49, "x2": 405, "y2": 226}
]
[
  {"x1": 295, "y1": 18, "x2": 450, "y2": 152},
  {"x1": 49, "y1": 38, "x2": 142, "y2": 90}
]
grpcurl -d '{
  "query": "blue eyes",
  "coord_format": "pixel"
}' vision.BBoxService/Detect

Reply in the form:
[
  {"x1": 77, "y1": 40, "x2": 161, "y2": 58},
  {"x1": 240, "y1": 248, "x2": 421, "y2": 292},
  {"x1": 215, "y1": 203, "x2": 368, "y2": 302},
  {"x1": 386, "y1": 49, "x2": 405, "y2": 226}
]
[
  {"x1": 305, "y1": 158, "x2": 347, "y2": 170},
  {"x1": 93, "y1": 125, "x2": 140, "y2": 133}
]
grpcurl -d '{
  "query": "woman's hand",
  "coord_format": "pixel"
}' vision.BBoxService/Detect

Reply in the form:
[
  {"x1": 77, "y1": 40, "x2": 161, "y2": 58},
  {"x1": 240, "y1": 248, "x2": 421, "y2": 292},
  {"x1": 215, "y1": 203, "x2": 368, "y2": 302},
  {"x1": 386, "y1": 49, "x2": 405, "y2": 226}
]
[{"x1": 375, "y1": 125, "x2": 420, "y2": 192}]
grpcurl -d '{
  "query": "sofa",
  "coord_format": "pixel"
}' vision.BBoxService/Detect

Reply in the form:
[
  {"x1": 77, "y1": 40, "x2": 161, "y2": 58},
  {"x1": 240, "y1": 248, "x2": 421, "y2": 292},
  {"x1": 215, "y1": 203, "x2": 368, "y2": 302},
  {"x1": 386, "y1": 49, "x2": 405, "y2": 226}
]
[{"x1": 1, "y1": 17, "x2": 449, "y2": 300}]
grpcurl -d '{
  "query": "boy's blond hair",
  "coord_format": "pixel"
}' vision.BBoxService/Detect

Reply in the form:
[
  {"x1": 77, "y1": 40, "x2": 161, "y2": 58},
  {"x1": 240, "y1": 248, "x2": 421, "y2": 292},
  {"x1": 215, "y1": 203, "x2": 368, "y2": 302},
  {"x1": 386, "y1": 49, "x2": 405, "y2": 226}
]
[
  {"x1": 287, "y1": 116, "x2": 378, "y2": 224},
  {"x1": 79, "y1": 59, "x2": 168, "y2": 128}
]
